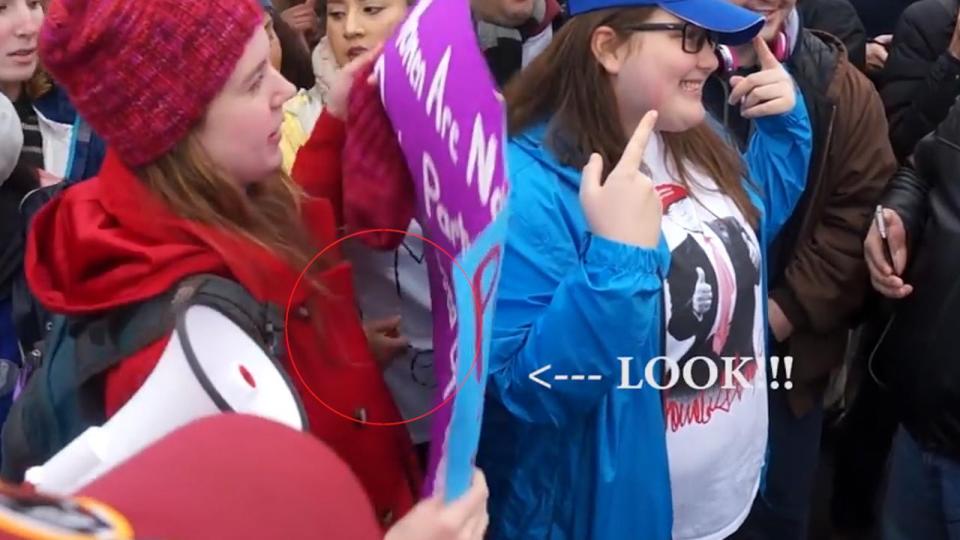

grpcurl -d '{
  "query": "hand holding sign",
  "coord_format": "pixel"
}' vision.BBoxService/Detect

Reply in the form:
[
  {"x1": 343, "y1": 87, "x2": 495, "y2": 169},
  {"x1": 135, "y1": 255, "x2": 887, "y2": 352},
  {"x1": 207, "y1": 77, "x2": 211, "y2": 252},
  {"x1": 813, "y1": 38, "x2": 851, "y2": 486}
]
[
  {"x1": 580, "y1": 110, "x2": 662, "y2": 249},
  {"x1": 384, "y1": 469, "x2": 489, "y2": 540},
  {"x1": 727, "y1": 36, "x2": 796, "y2": 119},
  {"x1": 380, "y1": 0, "x2": 508, "y2": 501}
]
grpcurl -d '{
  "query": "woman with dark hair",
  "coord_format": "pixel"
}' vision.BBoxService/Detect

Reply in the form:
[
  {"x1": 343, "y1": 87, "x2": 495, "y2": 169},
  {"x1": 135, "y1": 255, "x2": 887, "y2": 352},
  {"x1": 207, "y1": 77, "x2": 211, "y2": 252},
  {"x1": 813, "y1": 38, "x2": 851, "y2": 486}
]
[
  {"x1": 259, "y1": 0, "x2": 324, "y2": 173},
  {"x1": 268, "y1": 7, "x2": 316, "y2": 90}
]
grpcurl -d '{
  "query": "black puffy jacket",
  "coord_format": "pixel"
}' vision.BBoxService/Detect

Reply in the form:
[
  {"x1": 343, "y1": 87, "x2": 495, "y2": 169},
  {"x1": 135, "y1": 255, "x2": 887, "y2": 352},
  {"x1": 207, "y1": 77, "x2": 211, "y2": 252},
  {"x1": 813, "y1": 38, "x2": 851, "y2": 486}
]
[
  {"x1": 851, "y1": 0, "x2": 918, "y2": 37},
  {"x1": 881, "y1": 0, "x2": 960, "y2": 160},
  {"x1": 799, "y1": 0, "x2": 868, "y2": 70},
  {"x1": 876, "y1": 96, "x2": 960, "y2": 461}
]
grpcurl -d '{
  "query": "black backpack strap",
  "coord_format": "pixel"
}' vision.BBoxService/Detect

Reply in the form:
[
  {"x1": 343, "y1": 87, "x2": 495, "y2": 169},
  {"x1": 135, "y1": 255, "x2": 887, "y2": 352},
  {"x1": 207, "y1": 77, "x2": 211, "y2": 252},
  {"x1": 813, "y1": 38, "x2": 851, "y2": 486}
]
[
  {"x1": 172, "y1": 275, "x2": 285, "y2": 360},
  {"x1": 168, "y1": 276, "x2": 305, "y2": 427},
  {"x1": 71, "y1": 274, "x2": 284, "y2": 388},
  {"x1": 71, "y1": 287, "x2": 182, "y2": 394},
  {"x1": 0, "y1": 274, "x2": 283, "y2": 482}
]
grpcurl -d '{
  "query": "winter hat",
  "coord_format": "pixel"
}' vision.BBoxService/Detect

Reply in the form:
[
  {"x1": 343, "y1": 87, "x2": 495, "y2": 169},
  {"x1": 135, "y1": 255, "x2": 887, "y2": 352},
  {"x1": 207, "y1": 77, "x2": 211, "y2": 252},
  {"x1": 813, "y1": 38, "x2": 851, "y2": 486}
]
[
  {"x1": 0, "y1": 93, "x2": 22, "y2": 187},
  {"x1": 0, "y1": 415, "x2": 382, "y2": 540},
  {"x1": 38, "y1": 0, "x2": 265, "y2": 168},
  {"x1": 568, "y1": 0, "x2": 764, "y2": 45}
]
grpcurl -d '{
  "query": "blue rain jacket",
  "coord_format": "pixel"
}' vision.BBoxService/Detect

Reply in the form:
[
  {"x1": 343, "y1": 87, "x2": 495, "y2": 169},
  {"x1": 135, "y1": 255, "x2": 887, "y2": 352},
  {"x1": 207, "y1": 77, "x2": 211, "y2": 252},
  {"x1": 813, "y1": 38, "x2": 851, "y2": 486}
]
[{"x1": 477, "y1": 96, "x2": 811, "y2": 540}]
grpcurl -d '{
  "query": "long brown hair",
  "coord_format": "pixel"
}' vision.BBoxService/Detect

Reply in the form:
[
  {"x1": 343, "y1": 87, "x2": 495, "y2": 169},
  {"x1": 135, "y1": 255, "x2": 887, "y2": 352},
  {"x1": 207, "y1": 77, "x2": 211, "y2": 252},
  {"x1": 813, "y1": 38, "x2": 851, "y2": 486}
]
[
  {"x1": 136, "y1": 133, "x2": 323, "y2": 276},
  {"x1": 136, "y1": 133, "x2": 358, "y2": 364},
  {"x1": 506, "y1": 7, "x2": 758, "y2": 226},
  {"x1": 271, "y1": 11, "x2": 316, "y2": 90}
]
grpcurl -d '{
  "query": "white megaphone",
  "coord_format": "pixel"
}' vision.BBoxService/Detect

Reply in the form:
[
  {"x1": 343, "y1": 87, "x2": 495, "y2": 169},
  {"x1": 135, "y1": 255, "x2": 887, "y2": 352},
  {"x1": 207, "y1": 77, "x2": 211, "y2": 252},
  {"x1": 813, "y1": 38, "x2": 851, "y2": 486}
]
[{"x1": 25, "y1": 304, "x2": 307, "y2": 495}]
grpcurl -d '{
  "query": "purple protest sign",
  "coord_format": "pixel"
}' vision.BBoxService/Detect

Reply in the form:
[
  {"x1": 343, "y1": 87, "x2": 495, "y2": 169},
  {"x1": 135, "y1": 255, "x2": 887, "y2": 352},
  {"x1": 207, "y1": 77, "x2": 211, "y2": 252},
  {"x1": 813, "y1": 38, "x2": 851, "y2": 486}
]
[{"x1": 376, "y1": 0, "x2": 508, "y2": 501}]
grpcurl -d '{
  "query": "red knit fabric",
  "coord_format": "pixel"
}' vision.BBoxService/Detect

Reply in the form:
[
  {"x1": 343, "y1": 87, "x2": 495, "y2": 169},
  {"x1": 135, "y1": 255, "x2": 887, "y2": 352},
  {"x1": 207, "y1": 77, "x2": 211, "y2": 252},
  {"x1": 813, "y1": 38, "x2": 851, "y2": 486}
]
[
  {"x1": 292, "y1": 111, "x2": 347, "y2": 223},
  {"x1": 341, "y1": 63, "x2": 416, "y2": 250},
  {"x1": 39, "y1": 0, "x2": 262, "y2": 167}
]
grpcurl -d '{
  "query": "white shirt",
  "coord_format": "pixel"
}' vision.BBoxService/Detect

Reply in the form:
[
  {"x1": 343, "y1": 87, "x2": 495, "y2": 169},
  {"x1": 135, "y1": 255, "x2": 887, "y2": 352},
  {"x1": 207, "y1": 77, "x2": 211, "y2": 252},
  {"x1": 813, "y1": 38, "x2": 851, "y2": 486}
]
[
  {"x1": 343, "y1": 220, "x2": 436, "y2": 444},
  {"x1": 643, "y1": 134, "x2": 768, "y2": 540}
]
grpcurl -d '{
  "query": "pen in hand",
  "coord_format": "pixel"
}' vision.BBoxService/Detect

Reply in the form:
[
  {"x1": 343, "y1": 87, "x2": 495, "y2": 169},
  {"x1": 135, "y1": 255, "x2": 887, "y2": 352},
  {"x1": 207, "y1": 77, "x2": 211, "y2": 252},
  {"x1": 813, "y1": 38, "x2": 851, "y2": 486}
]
[{"x1": 875, "y1": 204, "x2": 898, "y2": 275}]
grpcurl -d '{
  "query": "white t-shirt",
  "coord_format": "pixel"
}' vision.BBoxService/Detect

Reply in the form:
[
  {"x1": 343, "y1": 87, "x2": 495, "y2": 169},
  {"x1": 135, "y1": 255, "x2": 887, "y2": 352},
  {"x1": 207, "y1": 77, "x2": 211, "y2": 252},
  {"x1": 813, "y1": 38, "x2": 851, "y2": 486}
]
[
  {"x1": 643, "y1": 135, "x2": 768, "y2": 540},
  {"x1": 343, "y1": 220, "x2": 436, "y2": 444}
]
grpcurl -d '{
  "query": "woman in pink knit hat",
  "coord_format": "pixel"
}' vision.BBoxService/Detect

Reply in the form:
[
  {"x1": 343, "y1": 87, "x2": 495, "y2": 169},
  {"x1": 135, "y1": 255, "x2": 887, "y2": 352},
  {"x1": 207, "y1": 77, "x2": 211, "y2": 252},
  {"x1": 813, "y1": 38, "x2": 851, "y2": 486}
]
[{"x1": 0, "y1": 0, "x2": 488, "y2": 536}]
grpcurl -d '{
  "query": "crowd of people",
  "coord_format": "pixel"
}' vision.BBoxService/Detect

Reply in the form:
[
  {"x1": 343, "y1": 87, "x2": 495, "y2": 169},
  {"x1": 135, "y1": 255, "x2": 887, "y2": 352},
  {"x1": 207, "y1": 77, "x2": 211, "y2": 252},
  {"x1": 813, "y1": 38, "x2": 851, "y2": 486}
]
[{"x1": 0, "y1": 0, "x2": 957, "y2": 538}]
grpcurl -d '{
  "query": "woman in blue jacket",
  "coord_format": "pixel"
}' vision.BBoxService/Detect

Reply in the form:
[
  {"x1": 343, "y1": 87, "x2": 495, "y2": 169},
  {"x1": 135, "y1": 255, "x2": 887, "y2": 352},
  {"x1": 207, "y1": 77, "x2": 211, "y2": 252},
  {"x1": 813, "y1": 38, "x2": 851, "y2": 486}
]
[{"x1": 477, "y1": 0, "x2": 812, "y2": 538}]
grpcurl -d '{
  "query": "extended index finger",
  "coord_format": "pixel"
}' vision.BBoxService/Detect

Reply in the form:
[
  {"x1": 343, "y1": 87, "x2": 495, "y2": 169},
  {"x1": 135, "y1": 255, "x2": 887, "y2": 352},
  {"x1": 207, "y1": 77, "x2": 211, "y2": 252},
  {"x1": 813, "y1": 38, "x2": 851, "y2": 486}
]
[
  {"x1": 614, "y1": 110, "x2": 658, "y2": 174},
  {"x1": 754, "y1": 35, "x2": 781, "y2": 70}
]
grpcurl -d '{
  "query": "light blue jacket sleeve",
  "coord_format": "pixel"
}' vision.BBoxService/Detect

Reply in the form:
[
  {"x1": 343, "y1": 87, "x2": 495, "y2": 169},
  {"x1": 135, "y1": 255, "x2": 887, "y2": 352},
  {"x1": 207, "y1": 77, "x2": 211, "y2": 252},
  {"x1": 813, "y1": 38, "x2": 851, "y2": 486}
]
[
  {"x1": 745, "y1": 86, "x2": 813, "y2": 244},
  {"x1": 487, "y1": 158, "x2": 667, "y2": 428}
]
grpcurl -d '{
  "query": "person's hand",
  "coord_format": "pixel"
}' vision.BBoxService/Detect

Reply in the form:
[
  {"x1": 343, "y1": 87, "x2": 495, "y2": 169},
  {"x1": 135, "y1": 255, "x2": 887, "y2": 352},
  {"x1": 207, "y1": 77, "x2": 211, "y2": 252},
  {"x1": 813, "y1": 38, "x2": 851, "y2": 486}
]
[
  {"x1": 692, "y1": 267, "x2": 713, "y2": 320},
  {"x1": 385, "y1": 469, "x2": 489, "y2": 540},
  {"x1": 326, "y1": 44, "x2": 384, "y2": 120},
  {"x1": 950, "y1": 14, "x2": 960, "y2": 60},
  {"x1": 580, "y1": 110, "x2": 662, "y2": 248},
  {"x1": 728, "y1": 36, "x2": 796, "y2": 119},
  {"x1": 866, "y1": 35, "x2": 892, "y2": 74},
  {"x1": 37, "y1": 169, "x2": 62, "y2": 187},
  {"x1": 280, "y1": 0, "x2": 320, "y2": 39},
  {"x1": 363, "y1": 315, "x2": 409, "y2": 369},
  {"x1": 768, "y1": 298, "x2": 793, "y2": 342},
  {"x1": 864, "y1": 208, "x2": 913, "y2": 298}
]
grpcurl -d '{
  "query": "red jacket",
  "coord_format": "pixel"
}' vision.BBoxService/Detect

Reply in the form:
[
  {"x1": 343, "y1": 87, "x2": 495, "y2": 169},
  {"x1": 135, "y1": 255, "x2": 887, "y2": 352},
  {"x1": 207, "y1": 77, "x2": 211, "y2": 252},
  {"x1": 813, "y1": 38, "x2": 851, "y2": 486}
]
[{"x1": 25, "y1": 113, "x2": 421, "y2": 528}]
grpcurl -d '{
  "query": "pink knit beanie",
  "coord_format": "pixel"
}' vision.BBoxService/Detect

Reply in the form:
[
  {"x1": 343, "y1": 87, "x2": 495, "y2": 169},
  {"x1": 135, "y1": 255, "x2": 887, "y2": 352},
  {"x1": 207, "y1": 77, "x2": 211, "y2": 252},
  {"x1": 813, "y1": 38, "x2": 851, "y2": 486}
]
[{"x1": 39, "y1": 0, "x2": 264, "y2": 167}]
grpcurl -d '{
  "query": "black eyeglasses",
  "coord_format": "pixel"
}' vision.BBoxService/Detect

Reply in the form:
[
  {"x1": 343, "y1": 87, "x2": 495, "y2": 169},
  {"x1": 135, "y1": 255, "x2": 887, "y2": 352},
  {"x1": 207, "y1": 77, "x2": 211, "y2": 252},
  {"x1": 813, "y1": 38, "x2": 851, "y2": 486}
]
[{"x1": 625, "y1": 23, "x2": 719, "y2": 54}]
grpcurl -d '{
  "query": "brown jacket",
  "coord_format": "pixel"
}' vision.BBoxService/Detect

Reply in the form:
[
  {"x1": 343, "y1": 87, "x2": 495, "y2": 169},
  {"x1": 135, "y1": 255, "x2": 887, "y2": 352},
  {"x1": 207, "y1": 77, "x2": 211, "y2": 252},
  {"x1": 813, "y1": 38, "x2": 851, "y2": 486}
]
[{"x1": 772, "y1": 30, "x2": 897, "y2": 416}]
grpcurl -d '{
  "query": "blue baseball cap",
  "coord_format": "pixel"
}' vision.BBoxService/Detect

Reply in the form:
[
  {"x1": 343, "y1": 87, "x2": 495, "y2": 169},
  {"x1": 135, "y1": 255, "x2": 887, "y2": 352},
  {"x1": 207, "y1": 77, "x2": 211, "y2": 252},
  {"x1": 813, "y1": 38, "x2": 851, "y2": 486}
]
[{"x1": 568, "y1": 0, "x2": 765, "y2": 45}]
